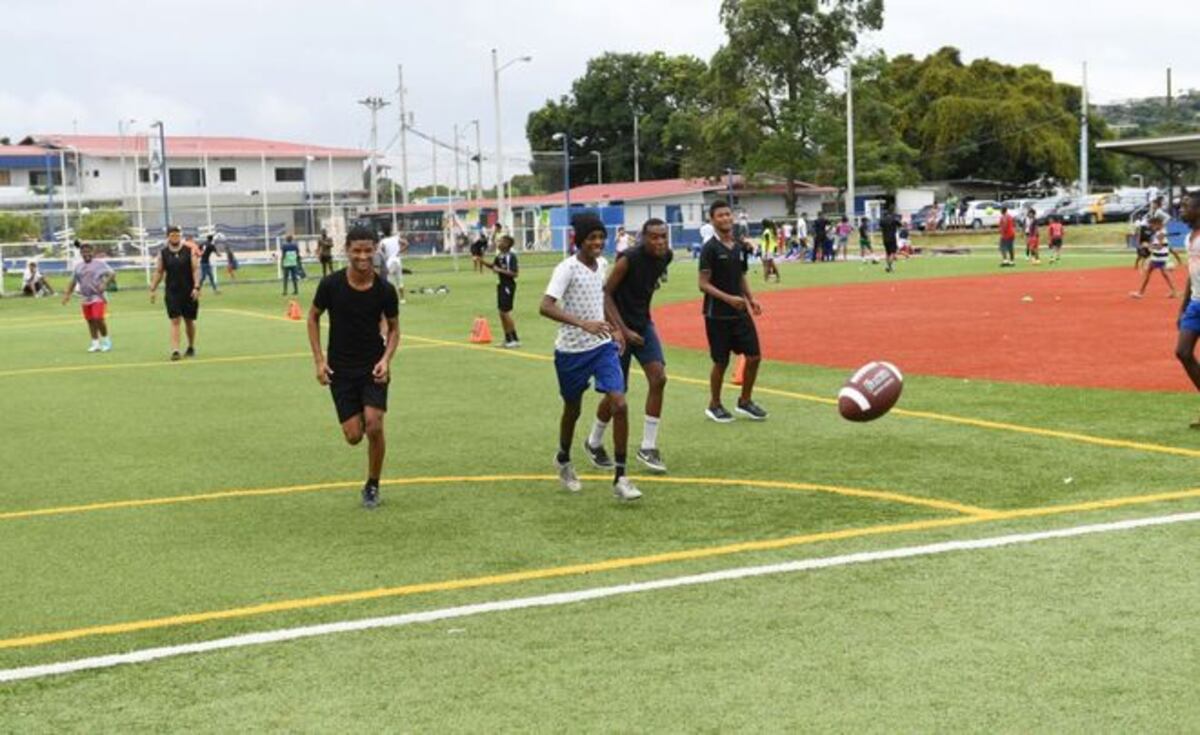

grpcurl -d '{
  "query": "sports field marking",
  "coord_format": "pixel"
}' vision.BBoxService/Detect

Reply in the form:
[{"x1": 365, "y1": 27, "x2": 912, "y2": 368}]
[
  {"x1": 0, "y1": 352, "x2": 312, "y2": 379},
  {"x1": 4, "y1": 481, "x2": 1200, "y2": 652},
  {"x1": 3, "y1": 509, "x2": 1196, "y2": 683},
  {"x1": 0, "y1": 473, "x2": 982, "y2": 521}
]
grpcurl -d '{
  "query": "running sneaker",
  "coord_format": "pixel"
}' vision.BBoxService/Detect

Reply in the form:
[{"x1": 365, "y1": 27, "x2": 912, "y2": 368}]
[
  {"x1": 100, "y1": 338, "x2": 112, "y2": 353},
  {"x1": 583, "y1": 440, "x2": 613, "y2": 468},
  {"x1": 361, "y1": 482, "x2": 380, "y2": 509},
  {"x1": 556, "y1": 459, "x2": 582, "y2": 493},
  {"x1": 704, "y1": 405, "x2": 735, "y2": 423},
  {"x1": 87, "y1": 341, "x2": 100, "y2": 353},
  {"x1": 636, "y1": 448, "x2": 668, "y2": 474},
  {"x1": 184, "y1": 346, "x2": 196, "y2": 358},
  {"x1": 612, "y1": 476, "x2": 643, "y2": 502},
  {"x1": 735, "y1": 399, "x2": 769, "y2": 421},
  {"x1": 170, "y1": 350, "x2": 181, "y2": 362}
]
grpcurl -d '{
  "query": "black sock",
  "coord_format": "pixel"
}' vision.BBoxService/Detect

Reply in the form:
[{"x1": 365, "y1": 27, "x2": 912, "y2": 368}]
[
  {"x1": 367, "y1": 477, "x2": 379, "y2": 487},
  {"x1": 512, "y1": 331, "x2": 519, "y2": 341},
  {"x1": 614, "y1": 454, "x2": 627, "y2": 482},
  {"x1": 557, "y1": 448, "x2": 570, "y2": 464}
]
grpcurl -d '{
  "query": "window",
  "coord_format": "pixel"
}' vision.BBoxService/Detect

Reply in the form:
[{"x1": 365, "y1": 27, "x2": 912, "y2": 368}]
[
  {"x1": 139, "y1": 168, "x2": 150, "y2": 183},
  {"x1": 168, "y1": 168, "x2": 206, "y2": 188},
  {"x1": 0, "y1": 170, "x2": 10, "y2": 186},
  {"x1": 29, "y1": 170, "x2": 63, "y2": 187},
  {"x1": 219, "y1": 167, "x2": 237, "y2": 183},
  {"x1": 274, "y1": 167, "x2": 305, "y2": 183}
]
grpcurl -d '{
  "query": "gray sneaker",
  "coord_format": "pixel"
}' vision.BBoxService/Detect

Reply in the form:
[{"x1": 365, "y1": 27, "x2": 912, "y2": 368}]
[
  {"x1": 557, "y1": 459, "x2": 582, "y2": 493},
  {"x1": 735, "y1": 400, "x2": 768, "y2": 421},
  {"x1": 705, "y1": 405, "x2": 735, "y2": 423},
  {"x1": 636, "y1": 448, "x2": 668, "y2": 474},
  {"x1": 361, "y1": 482, "x2": 380, "y2": 509},
  {"x1": 583, "y1": 440, "x2": 613, "y2": 468},
  {"x1": 613, "y1": 476, "x2": 643, "y2": 502}
]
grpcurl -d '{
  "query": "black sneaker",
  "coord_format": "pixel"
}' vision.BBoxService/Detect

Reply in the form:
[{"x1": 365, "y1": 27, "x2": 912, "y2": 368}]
[
  {"x1": 583, "y1": 440, "x2": 613, "y2": 468},
  {"x1": 361, "y1": 482, "x2": 380, "y2": 509},
  {"x1": 735, "y1": 399, "x2": 768, "y2": 421},
  {"x1": 705, "y1": 405, "x2": 735, "y2": 423},
  {"x1": 170, "y1": 350, "x2": 181, "y2": 362},
  {"x1": 636, "y1": 448, "x2": 668, "y2": 473},
  {"x1": 184, "y1": 346, "x2": 195, "y2": 358}
]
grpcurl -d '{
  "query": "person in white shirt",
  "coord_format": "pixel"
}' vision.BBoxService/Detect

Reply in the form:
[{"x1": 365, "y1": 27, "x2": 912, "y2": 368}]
[
  {"x1": 539, "y1": 213, "x2": 641, "y2": 502},
  {"x1": 22, "y1": 261, "x2": 54, "y2": 297},
  {"x1": 377, "y1": 231, "x2": 407, "y2": 305},
  {"x1": 1172, "y1": 192, "x2": 1200, "y2": 427}
]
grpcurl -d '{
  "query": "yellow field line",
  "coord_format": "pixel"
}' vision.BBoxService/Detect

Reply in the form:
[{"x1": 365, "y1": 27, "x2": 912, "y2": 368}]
[
  {"x1": 0, "y1": 352, "x2": 311, "y2": 379},
  {"x1": 4, "y1": 484, "x2": 1200, "y2": 651},
  {"x1": 0, "y1": 473, "x2": 984, "y2": 522}
]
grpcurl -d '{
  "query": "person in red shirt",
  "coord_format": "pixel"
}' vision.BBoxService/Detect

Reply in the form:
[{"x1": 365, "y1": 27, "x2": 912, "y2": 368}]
[
  {"x1": 1047, "y1": 216, "x2": 1065, "y2": 264},
  {"x1": 1024, "y1": 207, "x2": 1041, "y2": 265},
  {"x1": 998, "y1": 206, "x2": 1016, "y2": 267}
]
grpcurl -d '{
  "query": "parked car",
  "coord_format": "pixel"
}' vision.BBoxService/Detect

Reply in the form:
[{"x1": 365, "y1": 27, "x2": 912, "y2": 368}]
[
  {"x1": 1056, "y1": 195, "x2": 1104, "y2": 224},
  {"x1": 1096, "y1": 193, "x2": 1145, "y2": 223},
  {"x1": 1033, "y1": 196, "x2": 1074, "y2": 224},
  {"x1": 910, "y1": 204, "x2": 939, "y2": 231},
  {"x1": 963, "y1": 199, "x2": 1005, "y2": 229}
]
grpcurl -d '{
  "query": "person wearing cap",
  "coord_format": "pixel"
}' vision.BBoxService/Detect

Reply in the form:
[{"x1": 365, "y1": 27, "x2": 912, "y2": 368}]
[
  {"x1": 539, "y1": 213, "x2": 642, "y2": 501},
  {"x1": 149, "y1": 225, "x2": 201, "y2": 360},
  {"x1": 61, "y1": 241, "x2": 114, "y2": 352}
]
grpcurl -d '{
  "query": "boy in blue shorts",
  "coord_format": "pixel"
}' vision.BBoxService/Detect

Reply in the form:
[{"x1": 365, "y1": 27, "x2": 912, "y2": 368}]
[
  {"x1": 1173, "y1": 192, "x2": 1200, "y2": 426},
  {"x1": 540, "y1": 213, "x2": 641, "y2": 501}
]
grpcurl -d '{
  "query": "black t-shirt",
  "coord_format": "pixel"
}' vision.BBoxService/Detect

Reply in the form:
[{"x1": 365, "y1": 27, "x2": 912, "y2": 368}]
[
  {"x1": 161, "y1": 246, "x2": 195, "y2": 295},
  {"x1": 201, "y1": 243, "x2": 218, "y2": 265},
  {"x1": 813, "y1": 216, "x2": 828, "y2": 243},
  {"x1": 470, "y1": 237, "x2": 487, "y2": 257},
  {"x1": 492, "y1": 251, "x2": 518, "y2": 289},
  {"x1": 880, "y1": 215, "x2": 899, "y2": 245},
  {"x1": 699, "y1": 237, "x2": 747, "y2": 320},
  {"x1": 613, "y1": 245, "x2": 673, "y2": 331},
  {"x1": 313, "y1": 270, "x2": 400, "y2": 373}
]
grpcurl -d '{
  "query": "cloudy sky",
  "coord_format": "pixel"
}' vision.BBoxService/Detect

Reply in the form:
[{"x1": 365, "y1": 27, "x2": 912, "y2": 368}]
[{"x1": 4, "y1": 0, "x2": 1193, "y2": 187}]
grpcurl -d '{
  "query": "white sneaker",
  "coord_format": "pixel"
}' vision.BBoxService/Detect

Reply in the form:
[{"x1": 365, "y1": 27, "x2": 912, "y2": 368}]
[
  {"x1": 556, "y1": 459, "x2": 582, "y2": 493},
  {"x1": 100, "y1": 339, "x2": 112, "y2": 352},
  {"x1": 613, "y1": 476, "x2": 643, "y2": 502},
  {"x1": 87, "y1": 341, "x2": 100, "y2": 353}
]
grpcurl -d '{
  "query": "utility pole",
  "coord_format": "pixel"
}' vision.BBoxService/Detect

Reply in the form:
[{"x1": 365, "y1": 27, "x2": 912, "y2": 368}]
[
  {"x1": 845, "y1": 62, "x2": 855, "y2": 222},
  {"x1": 633, "y1": 113, "x2": 640, "y2": 182},
  {"x1": 152, "y1": 121, "x2": 170, "y2": 230},
  {"x1": 472, "y1": 119, "x2": 483, "y2": 201},
  {"x1": 1167, "y1": 67, "x2": 1173, "y2": 109},
  {"x1": 453, "y1": 123, "x2": 461, "y2": 201},
  {"x1": 1079, "y1": 62, "x2": 1089, "y2": 198},
  {"x1": 396, "y1": 65, "x2": 409, "y2": 206},
  {"x1": 358, "y1": 96, "x2": 390, "y2": 209}
]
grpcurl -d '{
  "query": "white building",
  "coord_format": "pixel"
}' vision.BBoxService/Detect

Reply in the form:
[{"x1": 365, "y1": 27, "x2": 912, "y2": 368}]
[{"x1": 2, "y1": 134, "x2": 369, "y2": 236}]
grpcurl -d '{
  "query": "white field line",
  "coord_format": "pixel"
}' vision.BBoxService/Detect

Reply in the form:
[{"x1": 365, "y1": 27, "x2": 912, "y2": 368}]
[{"x1": 3, "y1": 510, "x2": 1198, "y2": 685}]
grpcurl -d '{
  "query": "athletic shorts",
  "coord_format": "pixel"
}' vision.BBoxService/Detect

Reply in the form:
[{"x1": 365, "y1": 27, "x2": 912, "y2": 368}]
[
  {"x1": 705, "y1": 316, "x2": 760, "y2": 365},
  {"x1": 1027, "y1": 237, "x2": 1040, "y2": 249},
  {"x1": 883, "y1": 239, "x2": 898, "y2": 255},
  {"x1": 1050, "y1": 238, "x2": 1063, "y2": 248},
  {"x1": 329, "y1": 369, "x2": 389, "y2": 423},
  {"x1": 497, "y1": 283, "x2": 515, "y2": 313},
  {"x1": 1000, "y1": 237, "x2": 1015, "y2": 252},
  {"x1": 81, "y1": 301, "x2": 106, "y2": 320},
  {"x1": 387, "y1": 257, "x2": 404, "y2": 286},
  {"x1": 165, "y1": 293, "x2": 199, "y2": 320},
  {"x1": 1181, "y1": 300, "x2": 1200, "y2": 333},
  {"x1": 620, "y1": 321, "x2": 666, "y2": 385},
  {"x1": 1149, "y1": 260, "x2": 1168, "y2": 270},
  {"x1": 554, "y1": 342, "x2": 624, "y2": 402}
]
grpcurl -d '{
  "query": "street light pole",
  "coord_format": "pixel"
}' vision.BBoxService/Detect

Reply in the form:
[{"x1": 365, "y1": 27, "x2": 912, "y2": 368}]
[
  {"x1": 396, "y1": 65, "x2": 409, "y2": 206},
  {"x1": 492, "y1": 49, "x2": 532, "y2": 229},
  {"x1": 152, "y1": 121, "x2": 170, "y2": 231},
  {"x1": 358, "y1": 96, "x2": 390, "y2": 209},
  {"x1": 591, "y1": 151, "x2": 602, "y2": 184},
  {"x1": 472, "y1": 119, "x2": 483, "y2": 202}
]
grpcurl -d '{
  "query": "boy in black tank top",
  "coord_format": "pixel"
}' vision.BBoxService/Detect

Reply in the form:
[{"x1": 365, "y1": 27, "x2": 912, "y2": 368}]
[{"x1": 148, "y1": 226, "x2": 201, "y2": 361}]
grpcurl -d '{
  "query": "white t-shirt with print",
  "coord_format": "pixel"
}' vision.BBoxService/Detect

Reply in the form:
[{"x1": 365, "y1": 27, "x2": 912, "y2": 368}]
[
  {"x1": 1187, "y1": 230, "x2": 1200, "y2": 298},
  {"x1": 544, "y1": 255, "x2": 611, "y2": 353}
]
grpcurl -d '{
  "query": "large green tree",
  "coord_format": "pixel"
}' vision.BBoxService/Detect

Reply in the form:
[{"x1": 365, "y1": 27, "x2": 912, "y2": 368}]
[{"x1": 525, "y1": 52, "x2": 709, "y2": 190}]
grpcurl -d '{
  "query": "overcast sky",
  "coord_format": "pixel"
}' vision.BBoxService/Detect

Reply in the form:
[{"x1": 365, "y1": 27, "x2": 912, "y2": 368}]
[{"x1": 4, "y1": 0, "x2": 1193, "y2": 187}]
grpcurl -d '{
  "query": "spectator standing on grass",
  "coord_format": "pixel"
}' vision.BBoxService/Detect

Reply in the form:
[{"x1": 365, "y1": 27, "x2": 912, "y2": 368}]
[
  {"x1": 812, "y1": 212, "x2": 829, "y2": 262},
  {"x1": 1171, "y1": 192, "x2": 1200, "y2": 427},
  {"x1": 1047, "y1": 216, "x2": 1065, "y2": 264},
  {"x1": 760, "y1": 219, "x2": 780, "y2": 282},
  {"x1": 60, "y1": 241, "x2": 113, "y2": 352},
  {"x1": 794, "y1": 213, "x2": 809, "y2": 259},
  {"x1": 199, "y1": 235, "x2": 220, "y2": 293},
  {"x1": 835, "y1": 216, "x2": 852, "y2": 261},
  {"x1": 945, "y1": 195, "x2": 958, "y2": 228},
  {"x1": 148, "y1": 225, "x2": 200, "y2": 361},
  {"x1": 470, "y1": 230, "x2": 488, "y2": 273},
  {"x1": 1025, "y1": 207, "x2": 1041, "y2": 265},
  {"x1": 858, "y1": 216, "x2": 876, "y2": 264},
  {"x1": 485, "y1": 234, "x2": 521, "y2": 348},
  {"x1": 281, "y1": 235, "x2": 302, "y2": 295},
  {"x1": 880, "y1": 207, "x2": 899, "y2": 273},
  {"x1": 317, "y1": 229, "x2": 335, "y2": 277},
  {"x1": 998, "y1": 206, "x2": 1017, "y2": 267}
]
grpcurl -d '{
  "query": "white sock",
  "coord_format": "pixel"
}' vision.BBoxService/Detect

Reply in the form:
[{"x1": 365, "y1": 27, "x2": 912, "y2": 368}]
[
  {"x1": 641, "y1": 416, "x2": 660, "y2": 450},
  {"x1": 587, "y1": 419, "x2": 608, "y2": 448},
  {"x1": 89, "y1": 339, "x2": 99, "y2": 348}
]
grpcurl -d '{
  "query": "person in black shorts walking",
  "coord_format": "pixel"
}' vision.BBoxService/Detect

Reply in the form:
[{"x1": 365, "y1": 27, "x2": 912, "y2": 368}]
[
  {"x1": 586, "y1": 218, "x2": 673, "y2": 472},
  {"x1": 199, "y1": 235, "x2": 220, "y2": 293},
  {"x1": 307, "y1": 225, "x2": 400, "y2": 509},
  {"x1": 879, "y1": 206, "x2": 900, "y2": 273},
  {"x1": 317, "y1": 229, "x2": 335, "y2": 277},
  {"x1": 485, "y1": 234, "x2": 520, "y2": 347},
  {"x1": 699, "y1": 200, "x2": 767, "y2": 422},
  {"x1": 149, "y1": 225, "x2": 201, "y2": 360}
]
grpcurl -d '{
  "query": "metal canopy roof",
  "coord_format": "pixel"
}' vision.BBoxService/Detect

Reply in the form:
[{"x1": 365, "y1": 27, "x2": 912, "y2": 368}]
[{"x1": 1096, "y1": 133, "x2": 1200, "y2": 165}]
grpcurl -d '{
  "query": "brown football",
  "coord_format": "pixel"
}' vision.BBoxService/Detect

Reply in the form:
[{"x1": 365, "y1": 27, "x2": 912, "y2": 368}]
[{"x1": 838, "y1": 361, "x2": 903, "y2": 422}]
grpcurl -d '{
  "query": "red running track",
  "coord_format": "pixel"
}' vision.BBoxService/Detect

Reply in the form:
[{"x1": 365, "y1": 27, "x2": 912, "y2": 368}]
[{"x1": 654, "y1": 266, "x2": 1195, "y2": 393}]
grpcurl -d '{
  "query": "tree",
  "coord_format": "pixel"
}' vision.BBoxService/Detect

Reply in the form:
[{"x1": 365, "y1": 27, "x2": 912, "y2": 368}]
[
  {"x1": 77, "y1": 210, "x2": 130, "y2": 240},
  {"x1": 0, "y1": 212, "x2": 40, "y2": 241},
  {"x1": 526, "y1": 52, "x2": 709, "y2": 190},
  {"x1": 712, "y1": 0, "x2": 884, "y2": 213}
]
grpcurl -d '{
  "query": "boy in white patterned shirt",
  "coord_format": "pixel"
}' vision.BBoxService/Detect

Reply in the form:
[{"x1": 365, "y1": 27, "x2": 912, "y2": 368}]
[{"x1": 539, "y1": 214, "x2": 641, "y2": 501}]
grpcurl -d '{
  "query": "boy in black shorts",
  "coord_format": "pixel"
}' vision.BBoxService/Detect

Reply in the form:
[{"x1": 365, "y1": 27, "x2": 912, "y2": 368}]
[
  {"x1": 699, "y1": 200, "x2": 767, "y2": 422},
  {"x1": 149, "y1": 225, "x2": 201, "y2": 360},
  {"x1": 485, "y1": 234, "x2": 520, "y2": 347},
  {"x1": 587, "y1": 218, "x2": 673, "y2": 472},
  {"x1": 307, "y1": 225, "x2": 400, "y2": 509}
]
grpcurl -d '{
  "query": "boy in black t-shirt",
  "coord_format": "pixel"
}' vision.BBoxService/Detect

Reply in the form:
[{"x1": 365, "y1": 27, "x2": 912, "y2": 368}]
[
  {"x1": 484, "y1": 235, "x2": 520, "y2": 347},
  {"x1": 307, "y1": 225, "x2": 400, "y2": 509},
  {"x1": 698, "y1": 200, "x2": 768, "y2": 423}
]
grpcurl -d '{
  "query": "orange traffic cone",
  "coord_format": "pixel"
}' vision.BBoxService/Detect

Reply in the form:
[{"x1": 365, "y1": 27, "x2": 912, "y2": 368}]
[
  {"x1": 286, "y1": 300, "x2": 302, "y2": 320},
  {"x1": 470, "y1": 316, "x2": 493, "y2": 344},
  {"x1": 731, "y1": 355, "x2": 746, "y2": 385}
]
